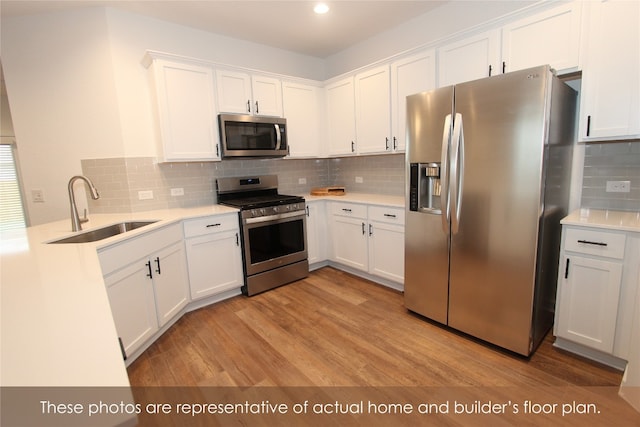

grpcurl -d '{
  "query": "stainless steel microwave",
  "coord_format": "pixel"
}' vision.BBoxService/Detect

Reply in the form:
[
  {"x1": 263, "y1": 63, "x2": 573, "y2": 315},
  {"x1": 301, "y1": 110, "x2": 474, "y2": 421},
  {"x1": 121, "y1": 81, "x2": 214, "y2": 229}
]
[{"x1": 218, "y1": 114, "x2": 288, "y2": 158}]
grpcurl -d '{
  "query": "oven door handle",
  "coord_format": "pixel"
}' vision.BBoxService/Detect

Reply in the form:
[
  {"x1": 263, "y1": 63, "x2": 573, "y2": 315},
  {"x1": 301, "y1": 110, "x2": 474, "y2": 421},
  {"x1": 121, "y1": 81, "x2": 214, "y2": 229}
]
[{"x1": 244, "y1": 210, "x2": 305, "y2": 224}]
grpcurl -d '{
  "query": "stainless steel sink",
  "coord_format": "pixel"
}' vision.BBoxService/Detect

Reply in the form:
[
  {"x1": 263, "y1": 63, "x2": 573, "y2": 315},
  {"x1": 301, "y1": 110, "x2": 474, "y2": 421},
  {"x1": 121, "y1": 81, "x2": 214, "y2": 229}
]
[{"x1": 48, "y1": 221, "x2": 157, "y2": 244}]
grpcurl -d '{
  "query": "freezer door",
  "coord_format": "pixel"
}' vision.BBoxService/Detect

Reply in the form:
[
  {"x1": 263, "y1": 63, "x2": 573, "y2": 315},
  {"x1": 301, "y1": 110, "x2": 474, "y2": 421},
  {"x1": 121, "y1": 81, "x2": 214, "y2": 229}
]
[
  {"x1": 447, "y1": 66, "x2": 550, "y2": 355},
  {"x1": 404, "y1": 86, "x2": 453, "y2": 324}
]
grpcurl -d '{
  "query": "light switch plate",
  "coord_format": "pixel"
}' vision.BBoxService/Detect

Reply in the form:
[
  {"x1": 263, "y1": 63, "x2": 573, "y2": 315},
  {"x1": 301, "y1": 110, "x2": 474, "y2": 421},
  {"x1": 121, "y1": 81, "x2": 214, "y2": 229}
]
[
  {"x1": 138, "y1": 190, "x2": 154, "y2": 200},
  {"x1": 605, "y1": 181, "x2": 630, "y2": 193}
]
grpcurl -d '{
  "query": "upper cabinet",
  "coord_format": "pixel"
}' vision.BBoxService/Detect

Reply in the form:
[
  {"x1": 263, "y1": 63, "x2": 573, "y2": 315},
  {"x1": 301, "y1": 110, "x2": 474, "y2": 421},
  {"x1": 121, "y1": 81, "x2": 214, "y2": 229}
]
[
  {"x1": 145, "y1": 55, "x2": 220, "y2": 162},
  {"x1": 390, "y1": 49, "x2": 436, "y2": 152},
  {"x1": 438, "y1": 29, "x2": 501, "y2": 87},
  {"x1": 578, "y1": 0, "x2": 640, "y2": 142},
  {"x1": 216, "y1": 69, "x2": 283, "y2": 117},
  {"x1": 501, "y1": 1, "x2": 583, "y2": 74},
  {"x1": 325, "y1": 77, "x2": 357, "y2": 156},
  {"x1": 355, "y1": 65, "x2": 392, "y2": 155},
  {"x1": 282, "y1": 80, "x2": 323, "y2": 158}
]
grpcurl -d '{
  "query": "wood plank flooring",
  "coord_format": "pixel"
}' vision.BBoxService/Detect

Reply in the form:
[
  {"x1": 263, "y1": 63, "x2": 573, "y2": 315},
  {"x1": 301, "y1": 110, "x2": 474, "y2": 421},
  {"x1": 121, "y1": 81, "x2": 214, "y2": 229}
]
[{"x1": 127, "y1": 267, "x2": 638, "y2": 426}]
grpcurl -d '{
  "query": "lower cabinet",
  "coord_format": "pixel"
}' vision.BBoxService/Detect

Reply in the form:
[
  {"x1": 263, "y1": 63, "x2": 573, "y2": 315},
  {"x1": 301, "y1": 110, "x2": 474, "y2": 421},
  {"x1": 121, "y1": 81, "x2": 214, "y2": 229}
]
[
  {"x1": 305, "y1": 200, "x2": 328, "y2": 266},
  {"x1": 554, "y1": 224, "x2": 639, "y2": 367},
  {"x1": 183, "y1": 214, "x2": 243, "y2": 300},
  {"x1": 330, "y1": 202, "x2": 404, "y2": 285},
  {"x1": 99, "y1": 223, "x2": 189, "y2": 359}
]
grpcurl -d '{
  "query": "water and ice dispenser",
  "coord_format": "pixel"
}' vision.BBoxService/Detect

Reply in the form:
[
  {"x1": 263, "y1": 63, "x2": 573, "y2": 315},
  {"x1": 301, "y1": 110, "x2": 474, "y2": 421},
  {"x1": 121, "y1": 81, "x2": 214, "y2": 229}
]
[{"x1": 409, "y1": 163, "x2": 442, "y2": 213}]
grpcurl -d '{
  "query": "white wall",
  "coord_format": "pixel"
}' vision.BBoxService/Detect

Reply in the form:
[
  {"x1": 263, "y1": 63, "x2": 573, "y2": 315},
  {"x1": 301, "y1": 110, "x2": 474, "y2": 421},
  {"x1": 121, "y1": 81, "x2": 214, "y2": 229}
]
[{"x1": 0, "y1": 7, "x2": 324, "y2": 225}]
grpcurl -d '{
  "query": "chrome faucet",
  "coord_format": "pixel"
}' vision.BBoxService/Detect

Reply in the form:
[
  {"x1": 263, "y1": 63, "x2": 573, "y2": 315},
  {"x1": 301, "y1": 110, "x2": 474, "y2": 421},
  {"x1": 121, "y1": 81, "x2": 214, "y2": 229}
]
[{"x1": 68, "y1": 175, "x2": 100, "y2": 231}]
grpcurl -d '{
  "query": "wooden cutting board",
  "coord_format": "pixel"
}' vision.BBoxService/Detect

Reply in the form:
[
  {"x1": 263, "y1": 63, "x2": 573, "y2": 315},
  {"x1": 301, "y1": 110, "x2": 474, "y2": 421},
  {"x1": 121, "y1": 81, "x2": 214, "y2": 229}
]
[{"x1": 310, "y1": 186, "x2": 346, "y2": 196}]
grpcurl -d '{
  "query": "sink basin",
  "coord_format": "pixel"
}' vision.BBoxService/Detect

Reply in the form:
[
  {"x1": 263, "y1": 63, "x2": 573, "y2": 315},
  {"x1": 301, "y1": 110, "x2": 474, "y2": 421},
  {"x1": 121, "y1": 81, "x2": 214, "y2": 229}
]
[{"x1": 48, "y1": 221, "x2": 157, "y2": 244}]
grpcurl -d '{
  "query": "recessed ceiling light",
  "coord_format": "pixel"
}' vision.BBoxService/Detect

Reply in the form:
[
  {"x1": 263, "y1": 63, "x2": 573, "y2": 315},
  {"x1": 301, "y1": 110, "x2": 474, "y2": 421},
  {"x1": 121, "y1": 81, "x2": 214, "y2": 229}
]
[{"x1": 314, "y1": 3, "x2": 330, "y2": 15}]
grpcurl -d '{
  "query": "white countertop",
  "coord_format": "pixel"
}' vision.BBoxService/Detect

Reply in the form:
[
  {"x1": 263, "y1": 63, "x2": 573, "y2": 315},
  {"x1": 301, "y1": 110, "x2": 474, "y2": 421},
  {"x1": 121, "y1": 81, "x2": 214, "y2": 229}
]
[
  {"x1": 304, "y1": 192, "x2": 405, "y2": 208},
  {"x1": 562, "y1": 208, "x2": 640, "y2": 233},
  {"x1": 0, "y1": 205, "x2": 237, "y2": 388}
]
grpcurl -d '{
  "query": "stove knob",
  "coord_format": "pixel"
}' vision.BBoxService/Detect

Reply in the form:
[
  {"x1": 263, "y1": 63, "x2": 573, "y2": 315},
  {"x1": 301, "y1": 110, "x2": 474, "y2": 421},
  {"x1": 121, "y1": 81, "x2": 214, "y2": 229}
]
[
  {"x1": 273, "y1": 206, "x2": 279, "y2": 213},
  {"x1": 260, "y1": 208, "x2": 266, "y2": 215}
]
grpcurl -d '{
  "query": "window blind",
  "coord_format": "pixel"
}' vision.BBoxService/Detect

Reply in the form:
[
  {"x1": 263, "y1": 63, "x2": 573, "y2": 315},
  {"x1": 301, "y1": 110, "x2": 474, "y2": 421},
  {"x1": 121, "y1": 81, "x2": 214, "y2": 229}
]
[{"x1": 0, "y1": 142, "x2": 26, "y2": 231}]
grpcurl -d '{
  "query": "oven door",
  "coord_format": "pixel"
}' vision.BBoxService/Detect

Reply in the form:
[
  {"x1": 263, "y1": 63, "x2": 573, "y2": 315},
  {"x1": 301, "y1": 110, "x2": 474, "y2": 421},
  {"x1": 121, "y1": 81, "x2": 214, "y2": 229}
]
[{"x1": 242, "y1": 210, "x2": 307, "y2": 276}]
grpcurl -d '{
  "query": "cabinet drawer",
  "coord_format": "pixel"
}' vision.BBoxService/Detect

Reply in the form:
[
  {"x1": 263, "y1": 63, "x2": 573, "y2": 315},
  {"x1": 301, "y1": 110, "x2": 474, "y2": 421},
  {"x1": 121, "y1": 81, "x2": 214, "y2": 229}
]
[
  {"x1": 368, "y1": 205, "x2": 405, "y2": 225},
  {"x1": 331, "y1": 202, "x2": 367, "y2": 218},
  {"x1": 183, "y1": 213, "x2": 239, "y2": 238},
  {"x1": 564, "y1": 227, "x2": 626, "y2": 259}
]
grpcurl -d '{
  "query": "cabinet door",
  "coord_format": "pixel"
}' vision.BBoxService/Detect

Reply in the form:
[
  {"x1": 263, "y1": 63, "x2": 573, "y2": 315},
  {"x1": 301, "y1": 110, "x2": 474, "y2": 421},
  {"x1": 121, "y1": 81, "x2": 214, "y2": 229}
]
[
  {"x1": 556, "y1": 255, "x2": 623, "y2": 353},
  {"x1": 355, "y1": 65, "x2": 391, "y2": 154},
  {"x1": 579, "y1": 0, "x2": 640, "y2": 141},
  {"x1": 282, "y1": 81, "x2": 322, "y2": 158},
  {"x1": 331, "y1": 215, "x2": 368, "y2": 271},
  {"x1": 251, "y1": 75, "x2": 283, "y2": 117},
  {"x1": 150, "y1": 60, "x2": 219, "y2": 161},
  {"x1": 391, "y1": 50, "x2": 436, "y2": 152},
  {"x1": 438, "y1": 29, "x2": 501, "y2": 87},
  {"x1": 216, "y1": 69, "x2": 253, "y2": 114},
  {"x1": 151, "y1": 241, "x2": 190, "y2": 327},
  {"x1": 104, "y1": 260, "x2": 158, "y2": 358},
  {"x1": 306, "y1": 202, "x2": 328, "y2": 265},
  {"x1": 501, "y1": 2, "x2": 582, "y2": 74},
  {"x1": 185, "y1": 230, "x2": 243, "y2": 299},
  {"x1": 326, "y1": 77, "x2": 357, "y2": 155},
  {"x1": 368, "y1": 221, "x2": 404, "y2": 284}
]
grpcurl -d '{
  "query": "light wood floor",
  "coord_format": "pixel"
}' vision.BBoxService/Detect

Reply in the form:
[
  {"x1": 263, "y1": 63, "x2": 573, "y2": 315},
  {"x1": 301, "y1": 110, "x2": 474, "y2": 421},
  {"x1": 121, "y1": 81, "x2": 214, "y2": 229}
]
[{"x1": 127, "y1": 267, "x2": 638, "y2": 426}]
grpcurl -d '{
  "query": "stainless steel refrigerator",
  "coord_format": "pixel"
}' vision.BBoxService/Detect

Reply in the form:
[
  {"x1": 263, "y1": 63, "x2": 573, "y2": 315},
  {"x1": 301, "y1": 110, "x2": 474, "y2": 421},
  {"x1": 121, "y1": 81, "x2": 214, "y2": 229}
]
[{"x1": 404, "y1": 65, "x2": 576, "y2": 356}]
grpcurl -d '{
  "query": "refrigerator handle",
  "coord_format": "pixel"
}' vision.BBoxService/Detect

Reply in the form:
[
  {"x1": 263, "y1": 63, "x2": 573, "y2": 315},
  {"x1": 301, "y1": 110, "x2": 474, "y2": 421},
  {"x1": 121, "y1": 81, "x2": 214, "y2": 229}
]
[
  {"x1": 450, "y1": 113, "x2": 465, "y2": 235},
  {"x1": 440, "y1": 114, "x2": 452, "y2": 235}
]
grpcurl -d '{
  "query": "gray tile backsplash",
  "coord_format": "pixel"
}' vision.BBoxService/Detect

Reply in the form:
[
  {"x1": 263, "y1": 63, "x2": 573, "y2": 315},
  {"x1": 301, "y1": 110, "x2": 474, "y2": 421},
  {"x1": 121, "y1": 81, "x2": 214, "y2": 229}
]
[
  {"x1": 82, "y1": 143, "x2": 638, "y2": 215},
  {"x1": 581, "y1": 142, "x2": 640, "y2": 211}
]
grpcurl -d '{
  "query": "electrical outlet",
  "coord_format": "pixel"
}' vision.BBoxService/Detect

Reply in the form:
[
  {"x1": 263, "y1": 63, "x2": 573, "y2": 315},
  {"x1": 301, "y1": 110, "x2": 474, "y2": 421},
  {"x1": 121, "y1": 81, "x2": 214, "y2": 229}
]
[
  {"x1": 31, "y1": 189, "x2": 45, "y2": 203},
  {"x1": 138, "y1": 190, "x2": 154, "y2": 200},
  {"x1": 605, "y1": 181, "x2": 631, "y2": 193},
  {"x1": 170, "y1": 187, "x2": 184, "y2": 196},
  {"x1": 355, "y1": 176, "x2": 364, "y2": 184},
  {"x1": 298, "y1": 178, "x2": 307, "y2": 185}
]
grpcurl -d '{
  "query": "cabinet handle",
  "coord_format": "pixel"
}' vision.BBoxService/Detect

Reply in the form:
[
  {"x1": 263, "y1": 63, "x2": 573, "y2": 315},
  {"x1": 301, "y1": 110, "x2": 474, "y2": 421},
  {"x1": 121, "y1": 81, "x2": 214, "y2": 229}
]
[
  {"x1": 362, "y1": 222, "x2": 365, "y2": 235},
  {"x1": 235, "y1": 232, "x2": 239, "y2": 246},
  {"x1": 564, "y1": 258, "x2": 570, "y2": 279},
  {"x1": 577, "y1": 239, "x2": 607, "y2": 247},
  {"x1": 385, "y1": 137, "x2": 389, "y2": 150},
  {"x1": 145, "y1": 261, "x2": 153, "y2": 279},
  {"x1": 488, "y1": 65, "x2": 492, "y2": 76},
  {"x1": 586, "y1": 115, "x2": 591, "y2": 137},
  {"x1": 383, "y1": 213, "x2": 397, "y2": 218},
  {"x1": 351, "y1": 141, "x2": 355, "y2": 153},
  {"x1": 255, "y1": 101, "x2": 259, "y2": 115},
  {"x1": 306, "y1": 206, "x2": 310, "y2": 217},
  {"x1": 247, "y1": 100, "x2": 251, "y2": 113},
  {"x1": 502, "y1": 61, "x2": 506, "y2": 74},
  {"x1": 342, "y1": 208, "x2": 352, "y2": 213},
  {"x1": 216, "y1": 144, "x2": 219, "y2": 157},
  {"x1": 393, "y1": 136, "x2": 397, "y2": 150},
  {"x1": 369, "y1": 224, "x2": 373, "y2": 236},
  {"x1": 206, "y1": 223, "x2": 222, "y2": 228},
  {"x1": 155, "y1": 256, "x2": 161, "y2": 275}
]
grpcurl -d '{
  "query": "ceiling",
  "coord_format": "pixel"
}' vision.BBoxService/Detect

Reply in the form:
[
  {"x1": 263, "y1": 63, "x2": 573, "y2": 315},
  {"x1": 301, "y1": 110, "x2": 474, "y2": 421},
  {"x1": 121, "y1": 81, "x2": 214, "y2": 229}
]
[{"x1": 0, "y1": 1, "x2": 448, "y2": 58}]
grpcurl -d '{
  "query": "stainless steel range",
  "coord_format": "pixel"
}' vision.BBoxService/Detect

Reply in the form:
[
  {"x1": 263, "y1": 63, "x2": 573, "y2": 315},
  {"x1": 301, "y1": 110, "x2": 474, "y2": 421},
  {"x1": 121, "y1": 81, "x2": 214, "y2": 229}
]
[{"x1": 216, "y1": 175, "x2": 308, "y2": 296}]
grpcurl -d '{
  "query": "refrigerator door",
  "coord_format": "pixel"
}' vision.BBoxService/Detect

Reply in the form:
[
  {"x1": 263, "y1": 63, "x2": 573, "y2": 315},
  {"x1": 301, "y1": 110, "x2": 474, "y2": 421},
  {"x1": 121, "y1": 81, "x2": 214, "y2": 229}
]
[
  {"x1": 447, "y1": 66, "x2": 550, "y2": 355},
  {"x1": 404, "y1": 86, "x2": 453, "y2": 324}
]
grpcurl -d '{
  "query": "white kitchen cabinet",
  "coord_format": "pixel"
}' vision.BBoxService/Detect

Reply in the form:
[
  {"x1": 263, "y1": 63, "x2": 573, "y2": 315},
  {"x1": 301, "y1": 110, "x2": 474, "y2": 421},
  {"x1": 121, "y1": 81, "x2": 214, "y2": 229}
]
[
  {"x1": 183, "y1": 214, "x2": 243, "y2": 300},
  {"x1": 501, "y1": 1, "x2": 583, "y2": 74},
  {"x1": 216, "y1": 69, "x2": 283, "y2": 117},
  {"x1": 325, "y1": 77, "x2": 357, "y2": 156},
  {"x1": 390, "y1": 49, "x2": 436, "y2": 152},
  {"x1": 554, "y1": 223, "x2": 640, "y2": 369},
  {"x1": 99, "y1": 223, "x2": 189, "y2": 360},
  {"x1": 578, "y1": 0, "x2": 640, "y2": 142},
  {"x1": 355, "y1": 65, "x2": 392, "y2": 154},
  {"x1": 282, "y1": 81, "x2": 323, "y2": 158},
  {"x1": 438, "y1": 29, "x2": 501, "y2": 87},
  {"x1": 145, "y1": 56, "x2": 220, "y2": 162},
  {"x1": 306, "y1": 200, "x2": 328, "y2": 267},
  {"x1": 329, "y1": 202, "x2": 404, "y2": 285}
]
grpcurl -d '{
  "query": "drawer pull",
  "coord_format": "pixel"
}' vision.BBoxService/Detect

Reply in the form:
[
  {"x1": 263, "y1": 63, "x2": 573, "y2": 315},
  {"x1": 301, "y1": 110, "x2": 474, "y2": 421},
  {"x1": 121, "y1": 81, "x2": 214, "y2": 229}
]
[
  {"x1": 577, "y1": 239, "x2": 607, "y2": 247},
  {"x1": 342, "y1": 208, "x2": 352, "y2": 213},
  {"x1": 206, "y1": 223, "x2": 222, "y2": 228},
  {"x1": 383, "y1": 213, "x2": 397, "y2": 218}
]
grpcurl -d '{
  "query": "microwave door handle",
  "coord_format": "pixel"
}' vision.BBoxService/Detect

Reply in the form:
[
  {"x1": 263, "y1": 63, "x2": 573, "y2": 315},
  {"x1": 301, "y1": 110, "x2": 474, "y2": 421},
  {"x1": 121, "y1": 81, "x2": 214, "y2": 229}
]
[{"x1": 274, "y1": 124, "x2": 282, "y2": 150}]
